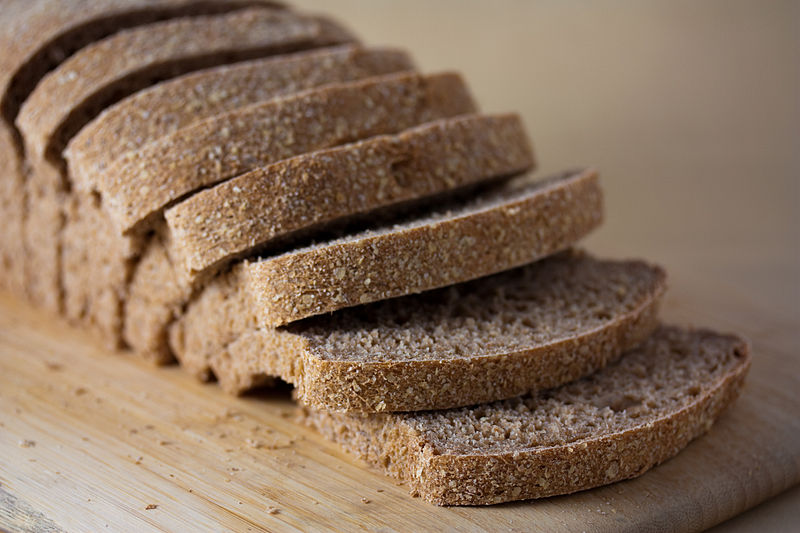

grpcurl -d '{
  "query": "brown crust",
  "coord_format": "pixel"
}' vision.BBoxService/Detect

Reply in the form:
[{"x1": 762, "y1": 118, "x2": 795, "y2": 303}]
[
  {"x1": 246, "y1": 168, "x2": 603, "y2": 327},
  {"x1": 209, "y1": 257, "x2": 665, "y2": 411},
  {"x1": 165, "y1": 113, "x2": 534, "y2": 282},
  {"x1": 65, "y1": 45, "x2": 413, "y2": 191},
  {"x1": 16, "y1": 7, "x2": 356, "y2": 163},
  {"x1": 99, "y1": 71, "x2": 476, "y2": 234},
  {"x1": 304, "y1": 327, "x2": 752, "y2": 505}
]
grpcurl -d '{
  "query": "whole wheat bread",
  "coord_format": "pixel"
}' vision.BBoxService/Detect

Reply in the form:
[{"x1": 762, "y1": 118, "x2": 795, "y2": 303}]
[
  {"x1": 0, "y1": 0, "x2": 754, "y2": 510},
  {"x1": 173, "y1": 251, "x2": 666, "y2": 412},
  {"x1": 65, "y1": 45, "x2": 414, "y2": 189},
  {"x1": 303, "y1": 326, "x2": 751, "y2": 504},
  {"x1": 119, "y1": 83, "x2": 488, "y2": 361},
  {"x1": 241, "y1": 168, "x2": 602, "y2": 327},
  {"x1": 99, "y1": 71, "x2": 476, "y2": 234},
  {"x1": 165, "y1": 113, "x2": 534, "y2": 282}
]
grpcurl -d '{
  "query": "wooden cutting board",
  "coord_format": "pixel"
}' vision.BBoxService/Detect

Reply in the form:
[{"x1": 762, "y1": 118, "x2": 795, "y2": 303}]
[{"x1": 0, "y1": 253, "x2": 798, "y2": 533}]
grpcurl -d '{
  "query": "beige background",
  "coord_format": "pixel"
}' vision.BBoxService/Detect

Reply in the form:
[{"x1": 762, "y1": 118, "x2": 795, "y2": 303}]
[{"x1": 294, "y1": 0, "x2": 800, "y2": 319}]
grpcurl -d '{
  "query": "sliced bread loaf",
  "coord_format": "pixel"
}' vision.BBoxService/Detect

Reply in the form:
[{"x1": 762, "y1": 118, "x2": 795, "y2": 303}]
[
  {"x1": 165, "y1": 113, "x2": 535, "y2": 282},
  {"x1": 100, "y1": 71, "x2": 476, "y2": 234},
  {"x1": 243, "y1": 168, "x2": 602, "y2": 327},
  {"x1": 303, "y1": 326, "x2": 751, "y2": 504},
  {"x1": 66, "y1": 45, "x2": 414, "y2": 189},
  {"x1": 17, "y1": 7, "x2": 355, "y2": 164},
  {"x1": 180, "y1": 252, "x2": 666, "y2": 412}
]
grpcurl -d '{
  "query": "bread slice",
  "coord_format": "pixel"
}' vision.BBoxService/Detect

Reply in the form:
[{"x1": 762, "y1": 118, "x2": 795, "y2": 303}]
[
  {"x1": 165, "y1": 113, "x2": 535, "y2": 282},
  {"x1": 17, "y1": 7, "x2": 356, "y2": 164},
  {"x1": 243, "y1": 168, "x2": 602, "y2": 327},
  {"x1": 99, "y1": 71, "x2": 476, "y2": 234},
  {"x1": 303, "y1": 326, "x2": 751, "y2": 505},
  {"x1": 184, "y1": 252, "x2": 667, "y2": 412},
  {"x1": 66, "y1": 45, "x2": 414, "y2": 190}
]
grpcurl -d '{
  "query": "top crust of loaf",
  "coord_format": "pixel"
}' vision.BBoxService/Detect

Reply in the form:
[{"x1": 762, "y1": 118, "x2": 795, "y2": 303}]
[
  {"x1": 99, "y1": 71, "x2": 476, "y2": 234},
  {"x1": 304, "y1": 326, "x2": 751, "y2": 505},
  {"x1": 17, "y1": 7, "x2": 355, "y2": 162},
  {"x1": 164, "y1": 112, "x2": 534, "y2": 282},
  {"x1": 244, "y1": 168, "x2": 603, "y2": 327},
  {"x1": 1, "y1": 0, "x2": 282, "y2": 123},
  {"x1": 65, "y1": 45, "x2": 414, "y2": 190}
]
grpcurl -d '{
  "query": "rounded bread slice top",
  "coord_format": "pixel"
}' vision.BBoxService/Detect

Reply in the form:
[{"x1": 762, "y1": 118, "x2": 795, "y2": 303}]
[
  {"x1": 207, "y1": 251, "x2": 666, "y2": 412},
  {"x1": 17, "y1": 6, "x2": 355, "y2": 162},
  {"x1": 243, "y1": 168, "x2": 603, "y2": 327},
  {"x1": 65, "y1": 45, "x2": 415, "y2": 190},
  {"x1": 99, "y1": 71, "x2": 476, "y2": 234},
  {"x1": 165, "y1": 112, "x2": 535, "y2": 283},
  {"x1": 303, "y1": 325, "x2": 751, "y2": 504}
]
